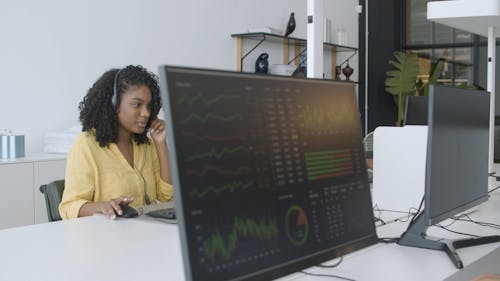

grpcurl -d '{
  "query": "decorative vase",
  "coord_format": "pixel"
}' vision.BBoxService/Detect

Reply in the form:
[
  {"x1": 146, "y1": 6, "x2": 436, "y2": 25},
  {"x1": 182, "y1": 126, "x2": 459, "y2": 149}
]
[
  {"x1": 342, "y1": 61, "x2": 354, "y2": 81},
  {"x1": 255, "y1": 53, "x2": 269, "y2": 74}
]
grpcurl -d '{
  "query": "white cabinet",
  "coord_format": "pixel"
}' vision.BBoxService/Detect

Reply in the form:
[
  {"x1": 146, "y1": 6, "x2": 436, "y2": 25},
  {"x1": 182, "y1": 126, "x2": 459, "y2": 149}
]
[
  {"x1": 0, "y1": 154, "x2": 66, "y2": 229},
  {"x1": 0, "y1": 162, "x2": 34, "y2": 229}
]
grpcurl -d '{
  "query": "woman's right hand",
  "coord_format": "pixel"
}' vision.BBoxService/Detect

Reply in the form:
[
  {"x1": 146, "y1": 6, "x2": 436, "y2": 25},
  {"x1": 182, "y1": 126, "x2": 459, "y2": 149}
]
[
  {"x1": 471, "y1": 275, "x2": 500, "y2": 281},
  {"x1": 100, "y1": 196, "x2": 134, "y2": 219},
  {"x1": 79, "y1": 196, "x2": 134, "y2": 219}
]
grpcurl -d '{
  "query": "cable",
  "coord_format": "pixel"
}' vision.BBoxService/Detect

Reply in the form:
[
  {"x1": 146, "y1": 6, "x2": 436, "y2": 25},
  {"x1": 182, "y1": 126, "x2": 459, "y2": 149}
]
[
  {"x1": 372, "y1": 205, "x2": 384, "y2": 225},
  {"x1": 394, "y1": 207, "x2": 420, "y2": 223},
  {"x1": 408, "y1": 196, "x2": 424, "y2": 226},
  {"x1": 137, "y1": 147, "x2": 151, "y2": 205},
  {"x1": 434, "y1": 224, "x2": 480, "y2": 238},
  {"x1": 317, "y1": 256, "x2": 343, "y2": 268},
  {"x1": 300, "y1": 270, "x2": 356, "y2": 281},
  {"x1": 138, "y1": 171, "x2": 151, "y2": 205},
  {"x1": 489, "y1": 172, "x2": 500, "y2": 182},
  {"x1": 298, "y1": 257, "x2": 355, "y2": 280},
  {"x1": 489, "y1": 185, "x2": 500, "y2": 194},
  {"x1": 375, "y1": 208, "x2": 418, "y2": 214},
  {"x1": 378, "y1": 237, "x2": 399, "y2": 243},
  {"x1": 111, "y1": 68, "x2": 123, "y2": 107},
  {"x1": 452, "y1": 214, "x2": 500, "y2": 230},
  {"x1": 438, "y1": 211, "x2": 477, "y2": 228},
  {"x1": 374, "y1": 217, "x2": 386, "y2": 225},
  {"x1": 373, "y1": 205, "x2": 419, "y2": 225}
]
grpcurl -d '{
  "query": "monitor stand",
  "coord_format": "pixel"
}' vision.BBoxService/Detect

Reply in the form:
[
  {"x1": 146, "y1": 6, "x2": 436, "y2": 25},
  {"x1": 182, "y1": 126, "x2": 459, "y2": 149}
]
[{"x1": 397, "y1": 213, "x2": 500, "y2": 268}]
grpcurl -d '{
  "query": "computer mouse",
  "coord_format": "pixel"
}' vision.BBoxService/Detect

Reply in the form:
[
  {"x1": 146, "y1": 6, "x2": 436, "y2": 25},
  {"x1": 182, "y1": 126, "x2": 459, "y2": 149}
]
[{"x1": 118, "y1": 204, "x2": 139, "y2": 218}]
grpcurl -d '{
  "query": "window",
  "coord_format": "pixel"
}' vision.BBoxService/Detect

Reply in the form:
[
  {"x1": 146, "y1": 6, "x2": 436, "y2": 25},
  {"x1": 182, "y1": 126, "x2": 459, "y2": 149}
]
[{"x1": 405, "y1": 0, "x2": 476, "y2": 87}]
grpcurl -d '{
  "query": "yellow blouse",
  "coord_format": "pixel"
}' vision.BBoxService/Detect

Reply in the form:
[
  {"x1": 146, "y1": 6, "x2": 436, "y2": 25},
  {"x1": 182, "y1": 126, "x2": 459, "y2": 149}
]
[{"x1": 59, "y1": 132, "x2": 174, "y2": 219}]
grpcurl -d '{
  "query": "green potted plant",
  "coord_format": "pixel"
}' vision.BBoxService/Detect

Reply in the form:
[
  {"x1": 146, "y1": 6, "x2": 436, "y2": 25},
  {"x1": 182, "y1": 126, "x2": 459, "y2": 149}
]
[{"x1": 385, "y1": 51, "x2": 443, "y2": 126}]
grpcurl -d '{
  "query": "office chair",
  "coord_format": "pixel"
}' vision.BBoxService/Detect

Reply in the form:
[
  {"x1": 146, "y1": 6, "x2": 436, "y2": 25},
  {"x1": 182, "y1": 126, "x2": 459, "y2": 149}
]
[
  {"x1": 39, "y1": 179, "x2": 65, "y2": 222},
  {"x1": 363, "y1": 131, "x2": 374, "y2": 184}
]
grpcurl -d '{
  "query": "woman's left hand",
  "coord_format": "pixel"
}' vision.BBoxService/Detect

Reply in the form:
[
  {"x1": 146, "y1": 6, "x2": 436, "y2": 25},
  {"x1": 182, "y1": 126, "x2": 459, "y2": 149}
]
[{"x1": 149, "y1": 118, "x2": 166, "y2": 144}]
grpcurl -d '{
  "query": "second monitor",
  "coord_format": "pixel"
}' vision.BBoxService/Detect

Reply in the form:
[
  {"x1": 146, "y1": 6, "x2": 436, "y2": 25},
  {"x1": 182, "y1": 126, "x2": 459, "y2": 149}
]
[
  {"x1": 398, "y1": 84, "x2": 498, "y2": 268},
  {"x1": 404, "y1": 95, "x2": 429, "y2": 126}
]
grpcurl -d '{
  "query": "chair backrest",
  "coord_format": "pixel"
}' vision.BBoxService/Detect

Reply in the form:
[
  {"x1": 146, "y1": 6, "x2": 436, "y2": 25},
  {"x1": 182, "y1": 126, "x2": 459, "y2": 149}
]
[
  {"x1": 363, "y1": 131, "x2": 374, "y2": 159},
  {"x1": 363, "y1": 131, "x2": 374, "y2": 184},
  {"x1": 39, "y1": 179, "x2": 65, "y2": 222}
]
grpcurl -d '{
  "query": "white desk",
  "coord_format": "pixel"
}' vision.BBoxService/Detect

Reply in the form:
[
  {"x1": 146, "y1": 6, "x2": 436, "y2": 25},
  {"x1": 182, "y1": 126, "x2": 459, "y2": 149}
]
[
  {"x1": 0, "y1": 191, "x2": 499, "y2": 281},
  {"x1": 0, "y1": 215, "x2": 184, "y2": 281},
  {"x1": 289, "y1": 190, "x2": 500, "y2": 281}
]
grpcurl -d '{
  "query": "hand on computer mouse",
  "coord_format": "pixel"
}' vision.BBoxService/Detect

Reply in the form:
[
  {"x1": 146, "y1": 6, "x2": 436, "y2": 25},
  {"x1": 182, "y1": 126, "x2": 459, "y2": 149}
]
[
  {"x1": 118, "y1": 204, "x2": 139, "y2": 218},
  {"x1": 80, "y1": 196, "x2": 135, "y2": 219},
  {"x1": 108, "y1": 196, "x2": 134, "y2": 218},
  {"x1": 470, "y1": 274, "x2": 500, "y2": 281}
]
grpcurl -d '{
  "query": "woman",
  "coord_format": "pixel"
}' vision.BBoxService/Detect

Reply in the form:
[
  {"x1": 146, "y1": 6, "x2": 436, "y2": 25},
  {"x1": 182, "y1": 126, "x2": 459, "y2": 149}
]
[{"x1": 59, "y1": 65, "x2": 173, "y2": 219}]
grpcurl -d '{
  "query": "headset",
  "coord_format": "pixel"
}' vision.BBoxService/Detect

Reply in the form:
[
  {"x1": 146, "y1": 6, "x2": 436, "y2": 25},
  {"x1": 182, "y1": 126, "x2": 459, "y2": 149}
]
[
  {"x1": 112, "y1": 67, "x2": 152, "y2": 205},
  {"x1": 111, "y1": 68, "x2": 123, "y2": 107}
]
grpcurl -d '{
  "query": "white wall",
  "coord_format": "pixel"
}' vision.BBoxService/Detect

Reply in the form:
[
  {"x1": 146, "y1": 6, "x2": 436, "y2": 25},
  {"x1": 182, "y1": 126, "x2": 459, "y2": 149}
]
[{"x1": 0, "y1": 0, "x2": 359, "y2": 153}]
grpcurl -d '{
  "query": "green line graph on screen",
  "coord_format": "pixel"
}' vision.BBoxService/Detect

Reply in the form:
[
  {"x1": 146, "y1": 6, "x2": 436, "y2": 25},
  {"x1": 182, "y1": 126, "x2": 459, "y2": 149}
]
[
  {"x1": 180, "y1": 113, "x2": 242, "y2": 124},
  {"x1": 189, "y1": 180, "x2": 274, "y2": 199},
  {"x1": 301, "y1": 105, "x2": 357, "y2": 131},
  {"x1": 187, "y1": 165, "x2": 253, "y2": 177},
  {"x1": 180, "y1": 130, "x2": 247, "y2": 142},
  {"x1": 184, "y1": 146, "x2": 249, "y2": 162},
  {"x1": 177, "y1": 93, "x2": 240, "y2": 106},
  {"x1": 203, "y1": 216, "x2": 279, "y2": 261}
]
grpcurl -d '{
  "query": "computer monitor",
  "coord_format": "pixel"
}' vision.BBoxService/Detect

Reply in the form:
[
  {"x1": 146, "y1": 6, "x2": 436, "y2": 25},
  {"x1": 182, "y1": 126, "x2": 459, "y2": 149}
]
[
  {"x1": 398, "y1": 84, "x2": 499, "y2": 268},
  {"x1": 403, "y1": 95, "x2": 428, "y2": 125},
  {"x1": 159, "y1": 66, "x2": 377, "y2": 281}
]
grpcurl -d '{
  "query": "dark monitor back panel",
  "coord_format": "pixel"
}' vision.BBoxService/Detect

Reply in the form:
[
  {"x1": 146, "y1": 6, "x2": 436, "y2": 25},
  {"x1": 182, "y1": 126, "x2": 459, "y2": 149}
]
[
  {"x1": 159, "y1": 66, "x2": 377, "y2": 281},
  {"x1": 404, "y1": 95, "x2": 428, "y2": 125},
  {"x1": 425, "y1": 85, "x2": 490, "y2": 225}
]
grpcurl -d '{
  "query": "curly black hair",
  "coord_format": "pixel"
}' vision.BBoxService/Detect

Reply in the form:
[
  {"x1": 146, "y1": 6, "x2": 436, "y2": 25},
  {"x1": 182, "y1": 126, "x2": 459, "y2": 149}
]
[{"x1": 79, "y1": 65, "x2": 162, "y2": 147}]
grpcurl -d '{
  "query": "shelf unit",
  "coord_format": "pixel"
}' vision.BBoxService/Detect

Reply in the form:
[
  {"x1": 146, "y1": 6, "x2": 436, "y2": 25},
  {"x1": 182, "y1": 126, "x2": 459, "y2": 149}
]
[{"x1": 231, "y1": 32, "x2": 358, "y2": 78}]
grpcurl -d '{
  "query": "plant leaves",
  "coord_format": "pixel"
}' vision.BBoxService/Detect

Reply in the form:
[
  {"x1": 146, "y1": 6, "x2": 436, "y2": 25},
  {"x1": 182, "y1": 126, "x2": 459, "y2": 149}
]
[
  {"x1": 385, "y1": 51, "x2": 419, "y2": 96},
  {"x1": 384, "y1": 51, "x2": 420, "y2": 126},
  {"x1": 423, "y1": 59, "x2": 444, "y2": 96}
]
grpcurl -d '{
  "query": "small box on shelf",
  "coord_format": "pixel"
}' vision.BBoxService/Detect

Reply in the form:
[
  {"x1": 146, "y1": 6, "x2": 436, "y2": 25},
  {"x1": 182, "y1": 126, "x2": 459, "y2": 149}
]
[{"x1": 0, "y1": 135, "x2": 25, "y2": 159}]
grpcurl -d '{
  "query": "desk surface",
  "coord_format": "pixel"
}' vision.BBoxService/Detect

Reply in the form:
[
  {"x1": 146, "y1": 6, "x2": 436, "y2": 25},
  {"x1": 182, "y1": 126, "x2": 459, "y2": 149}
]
[
  {"x1": 0, "y1": 192, "x2": 499, "y2": 281},
  {"x1": 282, "y1": 190, "x2": 500, "y2": 281},
  {"x1": 0, "y1": 215, "x2": 184, "y2": 281}
]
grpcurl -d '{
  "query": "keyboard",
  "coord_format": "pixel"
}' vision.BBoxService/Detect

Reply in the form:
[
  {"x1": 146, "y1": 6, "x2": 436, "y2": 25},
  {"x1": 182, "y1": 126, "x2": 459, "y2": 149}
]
[{"x1": 146, "y1": 207, "x2": 177, "y2": 221}]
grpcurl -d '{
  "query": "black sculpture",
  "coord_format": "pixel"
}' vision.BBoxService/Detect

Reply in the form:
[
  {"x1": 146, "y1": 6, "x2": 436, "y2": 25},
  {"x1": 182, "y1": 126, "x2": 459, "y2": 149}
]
[
  {"x1": 284, "y1": 12, "x2": 296, "y2": 37},
  {"x1": 255, "y1": 53, "x2": 269, "y2": 73}
]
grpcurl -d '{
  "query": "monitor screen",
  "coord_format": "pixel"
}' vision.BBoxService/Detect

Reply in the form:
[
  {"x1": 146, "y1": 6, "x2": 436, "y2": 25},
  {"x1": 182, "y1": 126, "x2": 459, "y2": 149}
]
[
  {"x1": 425, "y1": 84, "x2": 490, "y2": 225},
  {"x1": 159, "y1": 66, "x2": 377, "y2": 281},
  {"x1": 404, "y1": 95, "x2": 428, "y2": 125}
]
